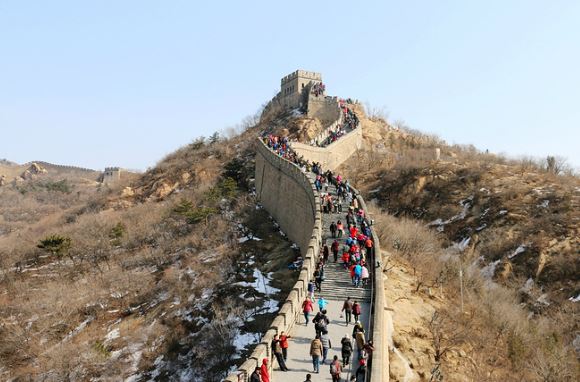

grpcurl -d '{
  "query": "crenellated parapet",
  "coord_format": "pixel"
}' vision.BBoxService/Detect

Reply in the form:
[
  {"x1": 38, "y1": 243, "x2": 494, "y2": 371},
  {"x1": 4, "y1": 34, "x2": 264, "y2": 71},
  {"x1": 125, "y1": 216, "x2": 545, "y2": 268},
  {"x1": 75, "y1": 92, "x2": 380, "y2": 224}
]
[
  {"x1": 23, "y1": 161, "x2": 97, "y2": 173},
  {"x1": 224, "y1": 138, "x2": 323, "y2": 381}
]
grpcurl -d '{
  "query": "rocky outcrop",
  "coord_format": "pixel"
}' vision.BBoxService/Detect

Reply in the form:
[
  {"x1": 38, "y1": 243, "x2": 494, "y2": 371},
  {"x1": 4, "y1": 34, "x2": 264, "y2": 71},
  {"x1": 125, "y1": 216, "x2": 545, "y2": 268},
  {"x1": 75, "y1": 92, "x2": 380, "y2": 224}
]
[{"x1": 20, "y1": 162, "x2": 48, "y2": 180}]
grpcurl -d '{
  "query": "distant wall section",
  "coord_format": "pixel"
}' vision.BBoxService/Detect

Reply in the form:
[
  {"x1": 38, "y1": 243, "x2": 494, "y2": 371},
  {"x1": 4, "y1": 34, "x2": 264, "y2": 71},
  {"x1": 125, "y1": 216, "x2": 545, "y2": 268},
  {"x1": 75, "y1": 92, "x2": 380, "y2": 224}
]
[
  {"x1": 306, "y1": 95, "x2": 341, "y2": 125},
  {"x1": 255, "y1": 140, "x2": 318, "y2": 254},
  {"x1": 290, "y1": 127, "x2": 363, "y2": 171},
  {"x1": 224, "y1": 139, "x2": 323, "y2": 382}
]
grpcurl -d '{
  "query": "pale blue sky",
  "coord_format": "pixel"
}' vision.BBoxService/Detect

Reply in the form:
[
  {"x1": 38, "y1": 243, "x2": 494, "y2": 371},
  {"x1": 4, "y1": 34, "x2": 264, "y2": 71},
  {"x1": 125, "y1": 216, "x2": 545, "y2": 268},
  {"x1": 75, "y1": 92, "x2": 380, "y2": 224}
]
[{"x1": 1, "y1": 1, "x2": 579, "y2": 170}]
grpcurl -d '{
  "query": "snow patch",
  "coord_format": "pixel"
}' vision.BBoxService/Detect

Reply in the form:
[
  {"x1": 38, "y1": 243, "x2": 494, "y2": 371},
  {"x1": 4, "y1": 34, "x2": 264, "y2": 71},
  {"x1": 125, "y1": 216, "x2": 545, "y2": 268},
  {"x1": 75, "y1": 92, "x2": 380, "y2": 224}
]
[
  {"x1": 538, "y1": 199, "x2": 550, "y2": 208},
  {"x1": 238, "y1": 235, "x2": 262, "y2": 243},
  {"x1": 105, "y1": 328, "x2": 120, "y2": 343},
  {"x1": 427, "y1": 196, "x2": 473, "y2": 231},
  {"x1": 481, "y1": 260, "x2": 501, "y2": 279},
  {"x1": 569, "y1": 294, "x2": 580, "y2": 303},
  {"x1": 508, "y1": 245, "x2": 526, "y2": 259},
  {"x1": 233, "y1": 331, "x2": 261, "y2": 352}
]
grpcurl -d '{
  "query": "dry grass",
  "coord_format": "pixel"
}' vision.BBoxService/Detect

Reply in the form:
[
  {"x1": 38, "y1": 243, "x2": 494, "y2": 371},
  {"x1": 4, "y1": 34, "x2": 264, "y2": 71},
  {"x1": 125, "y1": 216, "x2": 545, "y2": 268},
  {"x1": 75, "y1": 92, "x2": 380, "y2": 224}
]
[
  {"x1": 335, "y1": 113, "x2": 580, "y2": 380},
  {"x1": 375, "y1": 210, "x2": 578, "y2": 381}
]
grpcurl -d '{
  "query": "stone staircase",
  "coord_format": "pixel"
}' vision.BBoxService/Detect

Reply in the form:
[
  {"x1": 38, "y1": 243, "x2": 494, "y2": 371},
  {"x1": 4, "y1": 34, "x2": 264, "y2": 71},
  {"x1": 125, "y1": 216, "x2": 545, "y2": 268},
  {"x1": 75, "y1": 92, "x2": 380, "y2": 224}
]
[
  {"x1": 309, "y1": 173, "x2": 372, "y2": 303},
  {"x1": 317, "y1": 259, "x2": 371, "y2": 302}
]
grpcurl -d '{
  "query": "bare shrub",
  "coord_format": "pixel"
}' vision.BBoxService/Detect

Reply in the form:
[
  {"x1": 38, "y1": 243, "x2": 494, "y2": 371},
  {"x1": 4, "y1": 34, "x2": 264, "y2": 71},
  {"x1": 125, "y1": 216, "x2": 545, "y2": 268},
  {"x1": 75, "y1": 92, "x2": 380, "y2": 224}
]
[{"x1": 364, "y1": 102, "x2": 389, "y2": 122}]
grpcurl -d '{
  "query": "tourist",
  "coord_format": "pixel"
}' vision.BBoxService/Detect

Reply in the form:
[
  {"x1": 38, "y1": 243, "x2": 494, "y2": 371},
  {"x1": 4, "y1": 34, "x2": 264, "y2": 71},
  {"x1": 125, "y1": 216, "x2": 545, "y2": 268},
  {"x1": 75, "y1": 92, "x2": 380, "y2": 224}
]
[
  {"x1": 341, "y1": 334, "x2": 353, "y2": 367},
  {"x1": 310, "y1": 336, "x2": 323, "y2": 373},
  {"x1": 302, "y1": 297, "x2": 314, "y2": 325},
  {"x1": 355, "y1": 359, "x2": 367, "y2": 382},
  {"x1": 330, "y1": 355, "x2": 342, "y2": 382},
  {"x1": 354, "y1": 263, "x2": 362, "y2": 287},
  {"x1": 318, "y1": 296, "x2": 328, "y2": 312},
  {"x1": 313, "y1": 310, "x2": 329, "y2": 337},
  {"x1": 341, "y1": 251, "x2": 350, "y2": 269},
  {"x1": 353, "y1": 301, "x2": 362, "y2": 322},
  {"x1": 363, "y1": 340, "x2": 375, "y2": 360},
  {"x1": 342, "y1": 296, "x2": 353, "y2": 325},
  {"x1": 355, "y1": 330, "x2": 366, "y2": 360},
  {"x1": 336, "y1": 220, "x2": 344, "y2": 237},
  {"x1": 331, "y1": 240, "x2": 340, "y2": 262},
  {"x1": 280, "y1": 331, "x2": 291, "y2": 360},
  {"x1": 320, "y1": 329, "x2": 332, "y2": 364},
  {"x1": 352, "y1": 321, "x2": 364, "y2": 337},
  {"x1": 323, "y1": 244, "x2": 330, "y2": 262},
  {"x1": 330, "y1": 221, "x2": 337, "y2": 238},
  {"x1": 271, "y1": 334, "x2": 289, "y2": 371},
  {"x1": 260, "y1": 358, "x2": 270, "y2": 382},
  {"x1": 250, "y1": 367, "x2": 261, "y2": 382},
  {"x1": 361, "y1": 264, "x2": 370, "y2": 286},
  {"x1": 365, "y1": 236, "x2": 373, "y2": 258},
  {"x1": 307, "y1": 280, "x2": 315, "y2": 300},
  {"x1": 314, "y1": 269, "x2": 322, "y2": 292}
]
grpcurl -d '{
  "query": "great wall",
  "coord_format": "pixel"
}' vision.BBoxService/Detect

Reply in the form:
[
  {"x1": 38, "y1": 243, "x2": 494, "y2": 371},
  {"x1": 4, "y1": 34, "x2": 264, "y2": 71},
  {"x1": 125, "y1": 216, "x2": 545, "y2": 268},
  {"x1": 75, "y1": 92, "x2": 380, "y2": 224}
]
[
  {"x1": 225, "y1": 70, "x2": 388, "y2": 382},
  {"x1": 22, "y1": 160, "x2": 98, "y2": 173}
]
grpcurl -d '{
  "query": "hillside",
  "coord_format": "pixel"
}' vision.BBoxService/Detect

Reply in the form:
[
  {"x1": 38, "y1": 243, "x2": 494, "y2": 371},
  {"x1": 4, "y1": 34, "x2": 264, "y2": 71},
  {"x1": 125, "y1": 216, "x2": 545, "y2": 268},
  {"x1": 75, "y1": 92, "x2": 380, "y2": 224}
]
[
  {"x1": 1, "y1": 92, "x2": 578, "y2": 381},
  {"x1": 0, "y1": 122, "x2": 303, "y2": 380},
  {"x1": 336, "y1": 109, "x2": 579, "y2": 381}
]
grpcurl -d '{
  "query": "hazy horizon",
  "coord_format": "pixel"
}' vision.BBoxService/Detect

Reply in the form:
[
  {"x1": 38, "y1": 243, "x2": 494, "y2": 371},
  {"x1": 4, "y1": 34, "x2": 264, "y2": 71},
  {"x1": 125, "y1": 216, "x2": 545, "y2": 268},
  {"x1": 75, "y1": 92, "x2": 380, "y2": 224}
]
[{"x1": 1, "y1": 1, "x2": 579, "y2": 170}]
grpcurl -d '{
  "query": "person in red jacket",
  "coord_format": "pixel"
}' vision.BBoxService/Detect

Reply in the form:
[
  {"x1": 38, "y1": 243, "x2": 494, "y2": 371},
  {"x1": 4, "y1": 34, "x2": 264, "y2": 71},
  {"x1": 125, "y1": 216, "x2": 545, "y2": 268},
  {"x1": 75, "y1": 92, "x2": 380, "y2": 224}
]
[
  {"x1": 331, "y1": 240, "x2": 340, "y2": 262},
  {"x1": 280, "y1": 331, "x2": 291, "y2": 360},
  {"x1": 260, "y1": 358, "x2": 270, "y2": 382},
  {"x1": 341, "y1": 252, "x2": 350, "y2": 269},
  {"x1": 349, "y1": 225, "x2": 358, "y2": 238},
  {"x1": 365, "y1": 237, "x2": 374, "y2": 257},
  {"x1": 302, "y1": 297, "x2": 314, "y2": 325},
  {"x1": 330, "y1": 355, "x2": 342, "y2": 382},
  {"x1": 349, "y1": 264, "x2": 356, "y2": 284}
]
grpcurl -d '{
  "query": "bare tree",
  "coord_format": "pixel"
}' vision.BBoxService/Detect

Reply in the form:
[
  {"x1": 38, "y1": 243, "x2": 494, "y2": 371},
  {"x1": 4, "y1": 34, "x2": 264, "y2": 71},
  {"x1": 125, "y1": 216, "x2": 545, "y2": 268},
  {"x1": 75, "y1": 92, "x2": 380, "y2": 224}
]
[{"x1": 545, "y1": 155, "x2": 570, "y2": 175}]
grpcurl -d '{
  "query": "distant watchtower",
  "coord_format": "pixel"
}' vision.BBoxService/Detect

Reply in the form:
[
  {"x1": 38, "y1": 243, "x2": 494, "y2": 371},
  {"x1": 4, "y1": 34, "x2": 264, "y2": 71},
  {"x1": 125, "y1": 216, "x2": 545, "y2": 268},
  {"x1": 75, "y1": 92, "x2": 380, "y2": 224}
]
[
  {"x1": 102, "y1": 167, "x2": 121, "y2": 184},
  {"x1": 279, "y1": 70, "x2": 323, "y2": 109}
]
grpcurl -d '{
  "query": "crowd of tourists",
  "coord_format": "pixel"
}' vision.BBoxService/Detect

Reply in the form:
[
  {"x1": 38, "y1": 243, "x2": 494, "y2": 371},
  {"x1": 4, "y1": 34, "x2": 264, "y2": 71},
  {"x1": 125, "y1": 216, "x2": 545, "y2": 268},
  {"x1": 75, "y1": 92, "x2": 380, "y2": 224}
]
[
  {"x1": 257, "y1": 108, "x2": 374, "y2": 381},
  {"x1": 316, "y1": 101, "x2": 360, "y2": 147},
  {"x1": 311, "y1": 82, "x2": 326, "y2": 97}
]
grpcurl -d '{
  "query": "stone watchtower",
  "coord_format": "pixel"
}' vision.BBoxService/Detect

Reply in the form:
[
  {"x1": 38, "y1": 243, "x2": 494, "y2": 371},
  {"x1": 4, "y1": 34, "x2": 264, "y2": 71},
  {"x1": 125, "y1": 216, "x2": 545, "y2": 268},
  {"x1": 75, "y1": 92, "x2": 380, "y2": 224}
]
[
  {"x1": 279, "y1": 70, "x2": 323, "y2": 109},
  {"x1": 102, "y1": 167, "x2": 121, "y2": 184}
]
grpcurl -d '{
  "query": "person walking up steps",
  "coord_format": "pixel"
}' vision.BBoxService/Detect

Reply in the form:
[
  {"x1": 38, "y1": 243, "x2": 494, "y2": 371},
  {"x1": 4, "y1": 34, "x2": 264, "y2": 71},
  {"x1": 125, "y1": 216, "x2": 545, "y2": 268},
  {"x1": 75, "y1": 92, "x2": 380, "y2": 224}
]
[
  {"x1": 307, "y1": 280, "x2": 315, "y2": 301},
  {"x1": 341, "y1": 334, "x2": 353, "y2": 367},
  {"x1": 342, "y1": 297, "x2": 353, "y2": 325},
  {"x1": 332, "y1": 239, "x2": 340, "y2": 262},
  {"x1": 330, "y1": 355, "x2": 342, "y2": 382},
  {"x1": 313, "y1": 309, "x2": 329, "y2": 337},
  {"x1": 320, "y1": 329, "x2": 332, "y2": 364},
  {"x1": 318, "y1": 296, "x2": 328, "y2": 312},
  {"x1": 314, "y1": 269, "x2": 323, "y2": 292},
  {"x1": 310, "y1": 335, "x2": 323, "y2": 373},
  {"x1": 330, "y1": 221, "x2": 337, "y2": 238},
  {"x1": 353, "y1": 300, "x2": 362, "y2": 322},
  {"x1": 302, "y1": 297, "x2": 314, "y2": 325},
  {"x1": 354, "y1": 329, "x2": 366, "y2": 361}
]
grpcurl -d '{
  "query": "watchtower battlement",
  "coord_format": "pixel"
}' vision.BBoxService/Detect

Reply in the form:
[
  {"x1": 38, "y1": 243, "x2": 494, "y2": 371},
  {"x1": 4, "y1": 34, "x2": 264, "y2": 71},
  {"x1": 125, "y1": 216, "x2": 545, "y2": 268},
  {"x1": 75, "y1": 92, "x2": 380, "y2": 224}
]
[
  {"x1": 280, "y1": 70, "x2": 322, "y2": 86},
  {"x1": 277, "y1": 69, "x2": 324, "y2": 109},
  {"x1": 102, "y1": 167, "x2": 122, "y2": 184}
]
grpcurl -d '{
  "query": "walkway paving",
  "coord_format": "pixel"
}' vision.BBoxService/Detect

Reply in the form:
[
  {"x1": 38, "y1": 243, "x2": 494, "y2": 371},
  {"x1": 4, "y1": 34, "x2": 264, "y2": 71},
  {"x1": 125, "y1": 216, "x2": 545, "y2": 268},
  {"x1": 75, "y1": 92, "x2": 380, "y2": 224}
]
[{"x1": 272, "y1": 177, "x2": 371, "y2": 382}]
